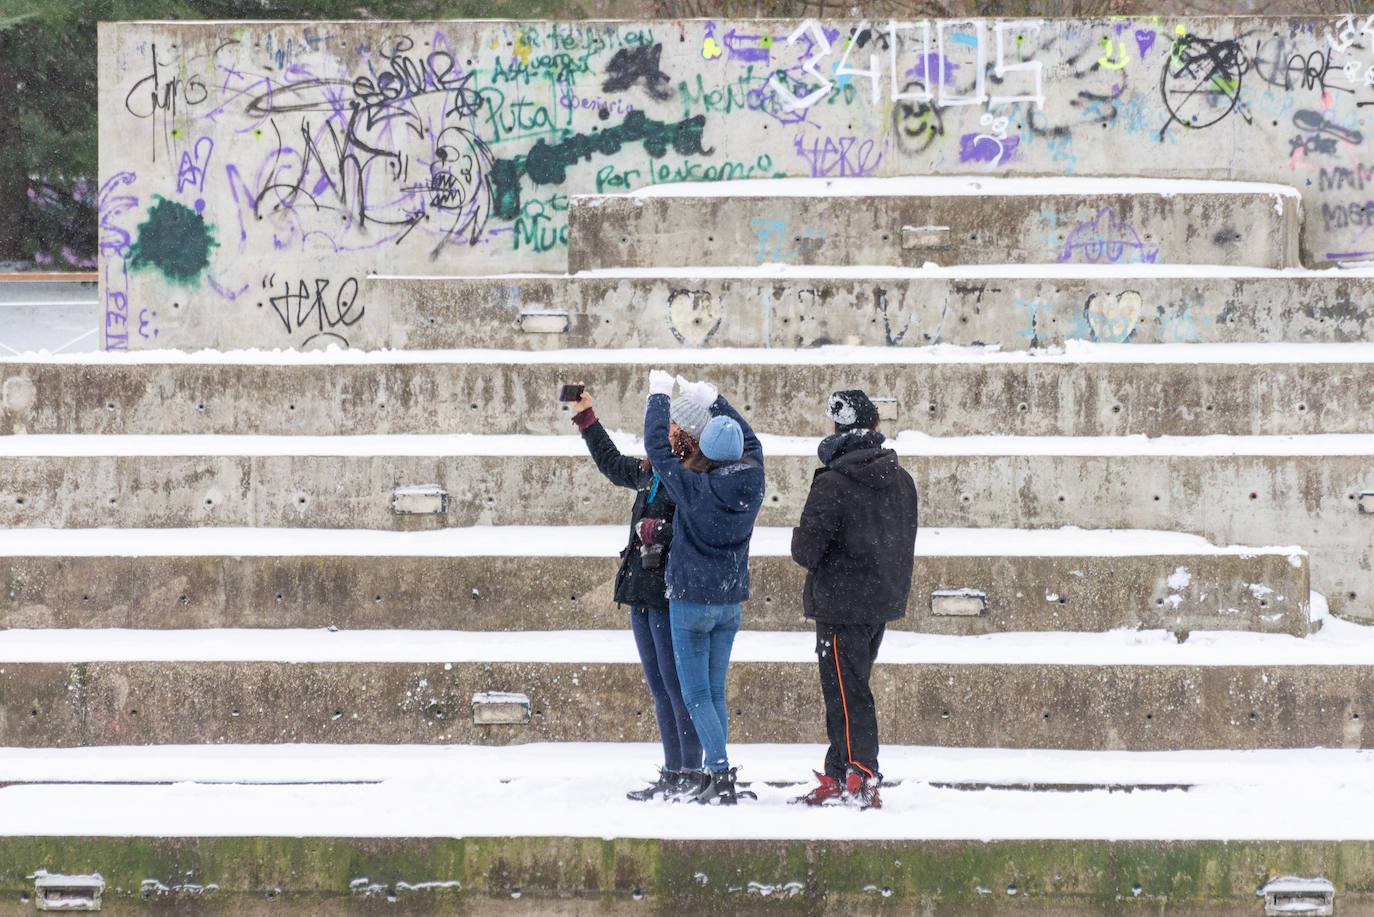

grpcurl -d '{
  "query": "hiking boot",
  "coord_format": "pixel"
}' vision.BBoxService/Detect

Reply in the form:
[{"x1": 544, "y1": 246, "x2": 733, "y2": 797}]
[
  {"x1": 692, "y1": 767, "x2": 738, "y2": 805},
  {"x1": 626, "y1": 767, "x2": 679, "y2": 802},
  {"x1": 844, "y1": 766, "x2": 882, "y2": 809},
  {"x1": 792, "y1": 770, "x2": 845, "y2": 806},
  {"x1": 667, "y1": 768, "x2": 709, "y2": 802}
]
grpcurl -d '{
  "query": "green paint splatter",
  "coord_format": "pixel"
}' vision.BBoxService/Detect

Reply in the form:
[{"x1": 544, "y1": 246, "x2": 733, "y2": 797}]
[
  {"x1": 129, "y1": 197, "x2": 217, "y2": 285},
  {"x1": 760, "y1": 35, "x2": 772, "y2": 48}
]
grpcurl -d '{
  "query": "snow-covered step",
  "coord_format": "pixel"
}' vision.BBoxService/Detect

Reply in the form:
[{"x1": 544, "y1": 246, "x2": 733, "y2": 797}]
[
  {"x1": 96, "y1": 263, "x2": 1374, "y2": 350},
  {"x1": 0, "y1": 527, "x2": 1308, "y2": 635},
  {"x1": 360, "y1": 266, "x2": 1374, "y2": 351},
  {"x1": 568, "y1": 177, "x2": 1299, "y2": 270},
  {"x1": 0, "y1": 610, "x2": 1368, "y2": 749},
  {"x1": 0, "y1": 433, "x2": 1367, "y2": 620},
  {"x1": 3, "y1": 742, "x2": 1373, "y2": 837},
  {"x1": 5, "y1": 341, "x2": 1374, "y2": 436},
  {"x1": 1, "y1": 744, "x2": 1372, "y2": 911}
]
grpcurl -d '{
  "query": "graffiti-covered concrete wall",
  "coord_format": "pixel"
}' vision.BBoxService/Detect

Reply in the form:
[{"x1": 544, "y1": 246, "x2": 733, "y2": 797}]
[{"x1": 99, "y1": 16, "x2": 1374, "y2": 350}]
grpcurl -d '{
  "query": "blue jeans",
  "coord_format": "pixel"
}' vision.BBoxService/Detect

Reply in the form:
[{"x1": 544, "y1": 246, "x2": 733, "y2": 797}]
[
  {"x1": 630, "y1": 606, "x2": 702, "y2": 771},
  {"x1": 669, "y1": 599, "x2": 741, "y2": 772}
]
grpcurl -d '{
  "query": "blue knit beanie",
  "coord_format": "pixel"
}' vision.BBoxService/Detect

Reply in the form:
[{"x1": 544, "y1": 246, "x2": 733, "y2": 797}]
[{"x1": 699, "y1": 415, "x2": 743, "y2": 462}]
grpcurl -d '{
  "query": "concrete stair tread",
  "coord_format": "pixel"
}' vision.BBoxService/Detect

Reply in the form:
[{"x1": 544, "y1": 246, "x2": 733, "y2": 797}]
[
  {"x1": 5, "y1": 346, "x2": 1371, "y2": 438},
  {"x1": 392, "y1": 263, "x2": 1339, "y2": 279},
  {"x1": 4, "y1": 614, "x2": 1363, "y2": 664},
  {"x1": 9, "y1": 340, "x2": 1374, "y2": 365},
  {"x1": 0, "y1": 525, "x2": 1304, "y2": 558},
  {"x1": 0, "y1": 742, "x2": 1369, "y2": 840},
  {"x1": 570, "y1": 176, "x2": 1299, "y2": 272},
  {"x1": 604, "y1": 175, "x2": 1304, "y2": 200},
  {"x1": 4, "y1": 431, "x2": 1374, "y2": 456}
]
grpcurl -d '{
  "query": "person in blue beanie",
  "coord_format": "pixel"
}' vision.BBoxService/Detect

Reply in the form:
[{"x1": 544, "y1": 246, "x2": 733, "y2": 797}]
[
  {"x1": 567, "y1": 382, "x2": 705, "y2": 801},
  {"x1": 643, "y1": 371, "x2": 765, "y2": 805}
]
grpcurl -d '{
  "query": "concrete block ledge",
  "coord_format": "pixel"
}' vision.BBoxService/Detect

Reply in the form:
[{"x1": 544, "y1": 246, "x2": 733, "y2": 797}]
[
  {"x1": 1, "y1": 836, "x2": 1372, "y2": 916},
  {"x1": 0, "y1": 659, "x2": 1369, "y2": 749},
  {"x1": 6, "y1": 353, "x2": 1374, "y2": 436},
  {"x1": 0, "y1": 450, "x2": 1365, "y2": 619},
  {"x1": 0, "y1": 527, "x2": 1309, "y2": 635},
  {"x1": 379, "y1": 272, "x2": 1374, "y2": 351},
  {"x1": 568, "y1": 179, "x2": 1300, "y2": 270}
]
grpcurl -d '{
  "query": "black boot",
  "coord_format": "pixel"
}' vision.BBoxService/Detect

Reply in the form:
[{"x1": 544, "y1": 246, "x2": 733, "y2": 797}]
[
  {"x1": 692, "y1": 767, "x2": 738, "y2": 806},
  {"x1": 665, "y1": 768, "x2": 707, "y2": 802},
  {"x1": 626, "y1": 767, "x2": 677, "y2": 802}
]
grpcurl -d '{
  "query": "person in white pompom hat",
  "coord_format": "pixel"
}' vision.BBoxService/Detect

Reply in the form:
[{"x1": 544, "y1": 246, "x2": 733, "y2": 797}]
[
  {"x1": 790, "y1": 388, "x2": 918, "y2": 810},
  {"x1": 642, "y1": 371, "x2": 765, "y2": 805}
]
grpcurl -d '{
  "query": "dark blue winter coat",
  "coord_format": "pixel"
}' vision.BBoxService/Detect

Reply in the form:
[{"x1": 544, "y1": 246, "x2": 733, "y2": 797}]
[{"x1": 644, "y1": 394, "x2": 765, "y2": 605}]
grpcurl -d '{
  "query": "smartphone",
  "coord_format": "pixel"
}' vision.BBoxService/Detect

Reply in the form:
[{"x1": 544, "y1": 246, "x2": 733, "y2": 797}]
[{"x1": 558, "y1": 384, "x2": 585, "y2": 402}]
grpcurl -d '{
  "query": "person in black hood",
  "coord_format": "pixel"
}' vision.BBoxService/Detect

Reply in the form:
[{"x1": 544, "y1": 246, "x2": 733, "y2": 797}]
[
  {"x1": 570, "y1": 383, "x2": 703, "y2": 801},
  {"x1": 790, "y1": 389, "x2": 918, "y2": 809}
]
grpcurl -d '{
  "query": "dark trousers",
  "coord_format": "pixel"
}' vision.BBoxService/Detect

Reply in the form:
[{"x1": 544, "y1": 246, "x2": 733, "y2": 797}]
[
  {"x1": 815, "y1": 620, "x2": 886, "y2": 781},
  {"x1": 630, "y1": 606, "x2": 703, "y2": 771}
]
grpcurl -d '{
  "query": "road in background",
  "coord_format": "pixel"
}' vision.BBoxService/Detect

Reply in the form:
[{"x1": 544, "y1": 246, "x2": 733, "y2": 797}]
[{"x1": 0, "y1": 273, "x2": 99, "y2": 354}]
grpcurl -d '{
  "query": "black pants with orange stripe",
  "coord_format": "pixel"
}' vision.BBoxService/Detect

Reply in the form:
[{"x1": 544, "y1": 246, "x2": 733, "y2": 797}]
[{"x1": 815, "y1": 620, "x2": 887, "y2": 781}]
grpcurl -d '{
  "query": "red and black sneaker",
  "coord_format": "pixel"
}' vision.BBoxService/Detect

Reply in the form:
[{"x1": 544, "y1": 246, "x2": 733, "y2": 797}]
[
  {"x1": 792, "y1": 770, "x2": 845, "y2": 806},
  {"x1": 844, "y1": 767, "x2": 882, "y2": 809}
]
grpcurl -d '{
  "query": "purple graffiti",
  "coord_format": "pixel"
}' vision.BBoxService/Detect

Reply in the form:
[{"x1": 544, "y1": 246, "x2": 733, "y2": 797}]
[
  {"x1": 1059, "y1": 207, "x2": 1160, "y2": 264},
  {"x1": 1135, "y1": 29, "x2": 1157, "y2": 59},
  {"x1": 794, "y1": 134, "x2": 883, "y2": 177},
  {"x1": 98, "y1": 171, "x2": 139, "y2": 351},
  {"x1": 959, "y1": 133, "x2": 1020, "y2": 166},
  {"x1": 176, "y1": 137, "x2": 215, "y2": 193},
  {"x1": 723, "y1": 28, "x2": 771, "y2": 63},
  {"x1": 905, "y1": 53, "x2": 957, "y2": 86}
]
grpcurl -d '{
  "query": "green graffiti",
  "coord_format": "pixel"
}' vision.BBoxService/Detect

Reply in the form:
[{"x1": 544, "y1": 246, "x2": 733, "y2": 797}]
[
  {"x1": 491, "y1": 110, "x2": 710, "y2": 219},
  {"x1": 129, "y1": 197, "x2": 217, "y2": 285}
]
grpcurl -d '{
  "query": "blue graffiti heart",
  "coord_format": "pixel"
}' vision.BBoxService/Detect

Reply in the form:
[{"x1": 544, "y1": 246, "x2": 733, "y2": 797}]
[{"x1": 1135, "y1": 29, "x2": 1156, "y2": 59}]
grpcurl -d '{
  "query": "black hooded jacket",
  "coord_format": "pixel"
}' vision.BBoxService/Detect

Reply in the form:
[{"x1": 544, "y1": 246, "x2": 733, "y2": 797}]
[
  {"x1": 790, "y1": 429, "x2": 919, "y2": 624},
  {"x1": 580, "y1": 416, "x2": 675, "y2": 612}
]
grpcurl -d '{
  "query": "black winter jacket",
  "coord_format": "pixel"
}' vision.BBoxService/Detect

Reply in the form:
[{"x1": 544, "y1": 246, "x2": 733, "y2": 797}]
[
  {"x1": 581, "y1": 416, "x2": 675, "y2": 611},
  {"x1": 790, "y1": 430, "x2": 919, "y2": 624}
]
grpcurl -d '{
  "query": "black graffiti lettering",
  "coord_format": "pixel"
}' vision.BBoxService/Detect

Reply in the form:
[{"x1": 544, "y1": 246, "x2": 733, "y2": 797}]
[
  {"x1": 602, "y1": 42, "x2": 673, "y2": 100},
  {"x1": 1318, "y1": 164, "x2": 1374, "y2": 191},
  {"x1": 267, "y1": 275, "x2": 363, "y2": 338},
  {"x1": 124, "y1": 44, "x2": 208, "y2": 119},
  {"x1": 892, "y1": 82, "x2": 944, "y2": 154},
  {"x1": 123, "y1": 43, "x2": 209, "y2": 161},
  {"x1": 1290, "y1": 109, "x2": 1363, "y2": 158},
  {"x1": 1158, "y1": 35, "x2": 1250, "y2": 141},
  {"x1": 1320, "y1": 201, "x2": 1374, "y2": 232},
  {"x1": 491, "y1": 111, "x2": 710, "y2": 219}
]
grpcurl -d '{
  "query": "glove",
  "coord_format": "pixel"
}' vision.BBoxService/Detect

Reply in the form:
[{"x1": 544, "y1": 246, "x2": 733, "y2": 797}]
[
  {"x1": 648, "y1": 369, "x2": 674, "y2": 397},
  {"x1": 676, "y1": 375, "x2": 718, "y2": 408},
  {"x1": 639, "y1": 518, "x2": 674, "y2": 547}
]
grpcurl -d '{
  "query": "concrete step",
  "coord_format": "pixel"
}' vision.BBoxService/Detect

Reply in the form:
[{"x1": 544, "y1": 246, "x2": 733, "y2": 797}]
[
  {"x1": 567, "y1": 177, "x2": 1301, "y2": 271},
  {"x1": 0, "y1": 433, "x2": 1367, "y2": 619},
  {"x1": 5, "y1": 343, "x2": 1374, "y2": 437},
  {"x1": 0, "y1": 614, "x2": 1367, "y2": 748},
  {"x1": 132, "y1": 266, "x2": 1374, "y2": 351},
  {"x1": 0, "y1": 527, "x2": 1308, "y2": 635},
  {"x1": 379, "y1": 268, "x2": 1374, "y2": 351},
  {"x1": 0, "y1": 744, "x2": 1370, "y2": 912}
]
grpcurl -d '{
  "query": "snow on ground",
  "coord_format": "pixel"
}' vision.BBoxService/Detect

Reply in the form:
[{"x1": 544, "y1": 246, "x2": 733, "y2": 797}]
[
  {"x1": 1, "y1": 604, "x2": 1366, "y2": 667},
  {"x1": 5, "y1": 341, "x2": 1374, "y2": 365},
  {"x1": 0, "y1": 526, "x2": 1301, "y2": 558},
  {"x1": 2, "y1": 742, "x2": 1372, "y2": 840},
  {"x1": 614, "y1": 174, "x2": 1304, "y2": 200}
]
